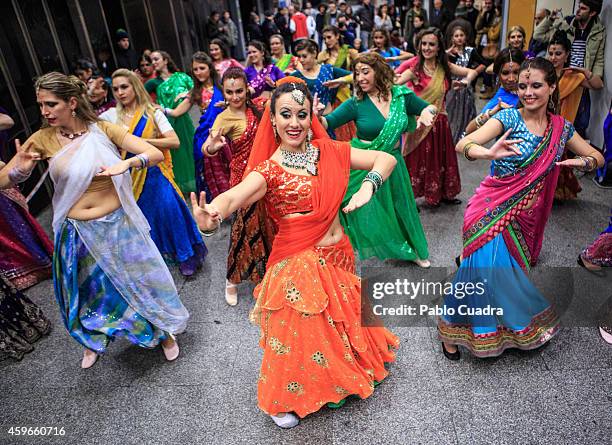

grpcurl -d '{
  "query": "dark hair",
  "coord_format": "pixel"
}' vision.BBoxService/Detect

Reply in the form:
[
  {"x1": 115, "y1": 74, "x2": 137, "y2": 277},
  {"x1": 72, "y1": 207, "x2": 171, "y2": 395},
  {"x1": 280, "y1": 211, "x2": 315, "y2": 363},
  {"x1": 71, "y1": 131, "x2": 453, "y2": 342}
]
[
  {"x1": 270, "y1": 82, "x2": 313, "y2": 115},
  {"x1": 138, "y1": 54, "x2": 152, "y2": 67},
  {"x1": 190, "y1": 52, "x2": 219, "y2": 105},
  {"x1": 209, "y1": 38, "x2": 230, "y2": 60},
  {"x1": 371, "y1": 28, "x2": 391, "y2": 50},
  {"x1": 547, "y1": 30, "x2": 572, "y2": 67},
  {"x1": 73, "y1": 58, "x2": 97, "y2": 75},
  {"x1": 322, "y1": 26, "x2": 344, "y2": 47},
  {"x1": 415, "y1": 28, "x2": 451, "y2": 81},
  {"x1": 493, "y1": 47, "x2": 525, "y2": 75},
  {"x1": 221, "y1": 67, "x2": 262, "y2": 120},
  {"x1": 351, "y1": 52, "x2": 395, "y2": 100},
  {"x1": 152, "y1": 50, "x2": 179, "y2": 73},
  {"x1": 581, "y1": 0, "x2": 603, "y2": 15},
  {"x1": 446, "y1": 23, "x2": 469, "y2": 48},
  {"x1": 247, "y1": 40, "x2": 272, "y2": 66},
  {"x1": 295, "y1": 39, "x2": 319, "y2": 55},
  {"x1": 518, "y1": 57, "x2": 559, "y2": 114}
]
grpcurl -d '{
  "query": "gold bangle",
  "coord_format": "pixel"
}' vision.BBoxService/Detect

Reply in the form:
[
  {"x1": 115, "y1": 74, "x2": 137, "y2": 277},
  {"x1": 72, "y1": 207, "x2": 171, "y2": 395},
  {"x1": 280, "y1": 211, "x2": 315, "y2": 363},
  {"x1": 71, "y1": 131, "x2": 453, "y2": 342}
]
[
  {"x1": 585, "y1": 155, "x2": 598, "y2": 172},
  {"x1": 463, "y1": 141, "x2": 478, "y2": 161}
]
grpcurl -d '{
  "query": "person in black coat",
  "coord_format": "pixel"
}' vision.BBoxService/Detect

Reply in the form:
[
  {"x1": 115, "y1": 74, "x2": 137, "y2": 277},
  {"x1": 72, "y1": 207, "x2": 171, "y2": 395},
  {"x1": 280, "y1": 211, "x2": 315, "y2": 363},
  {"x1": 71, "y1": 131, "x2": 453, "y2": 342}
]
[
  {"x1": 275, "y1": 6, "x2": 293, "y2": 51},
  {"x1": 262, "y1": 10, "x2": 280, "y2": 44},
  {"x1": 206, "y1": 11, "x2": 230, "y2": 45},
  {"x1": 430, "y1": 0, "x2": 453, "y2": 33},
  {"x1": 115, "y1": 29, "x2": 139, "y2": 70}
]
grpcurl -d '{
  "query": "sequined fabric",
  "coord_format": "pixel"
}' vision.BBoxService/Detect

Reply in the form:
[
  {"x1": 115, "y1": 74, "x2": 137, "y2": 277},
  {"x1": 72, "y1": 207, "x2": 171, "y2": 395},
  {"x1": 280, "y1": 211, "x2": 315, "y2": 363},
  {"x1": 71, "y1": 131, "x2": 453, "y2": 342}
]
[
  {"x1": 253, "y1": 160, "x2": 314, "y2": 220},
  {"x1": 250, "y1": 235, "x2": 399, "y2": 417},
  {"x1": 0, "y1": 188, "x2": 53, "y2": 290},
  {"x1": 0, "y1": 271, "x2": 51, "y2": 361}
]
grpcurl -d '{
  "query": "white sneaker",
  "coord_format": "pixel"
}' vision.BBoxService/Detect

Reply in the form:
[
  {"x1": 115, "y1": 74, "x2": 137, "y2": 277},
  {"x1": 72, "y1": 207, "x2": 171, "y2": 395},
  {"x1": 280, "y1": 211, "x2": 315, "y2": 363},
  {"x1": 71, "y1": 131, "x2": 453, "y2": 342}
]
[
  {"x1": 270, "y1": 413, "x2": 300, "y2": 429},
  {"x1": 225, "y1": 280, "x2": 238, "y2": 306}
]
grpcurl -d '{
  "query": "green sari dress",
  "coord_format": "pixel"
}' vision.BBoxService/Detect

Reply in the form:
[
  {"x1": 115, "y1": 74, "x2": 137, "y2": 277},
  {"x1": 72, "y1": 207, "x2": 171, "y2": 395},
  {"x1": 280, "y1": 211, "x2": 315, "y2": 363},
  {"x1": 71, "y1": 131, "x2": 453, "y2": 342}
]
[
  {"x1": 149, "y1": 72, "x2": 196, "y2": 193},
  {"x1": 325, "y1": 85, "x2": 430, "y2": 261}
]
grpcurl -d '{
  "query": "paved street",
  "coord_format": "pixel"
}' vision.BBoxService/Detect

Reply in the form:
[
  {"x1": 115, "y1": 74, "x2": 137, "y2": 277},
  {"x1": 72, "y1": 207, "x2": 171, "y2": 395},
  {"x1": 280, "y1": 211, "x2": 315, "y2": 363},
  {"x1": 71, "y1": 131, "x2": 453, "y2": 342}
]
[{"x1": 1, "y1": 115, "x2": 611, "y2": 444}]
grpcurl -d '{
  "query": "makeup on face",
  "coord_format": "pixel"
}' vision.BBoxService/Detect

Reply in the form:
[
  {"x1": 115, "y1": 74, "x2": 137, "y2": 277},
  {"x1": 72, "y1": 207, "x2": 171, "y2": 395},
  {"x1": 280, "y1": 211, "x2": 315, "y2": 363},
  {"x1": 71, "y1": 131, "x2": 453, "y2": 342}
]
[{"x1": 273, "y1": 94, "x2": 311, "y2": 149}]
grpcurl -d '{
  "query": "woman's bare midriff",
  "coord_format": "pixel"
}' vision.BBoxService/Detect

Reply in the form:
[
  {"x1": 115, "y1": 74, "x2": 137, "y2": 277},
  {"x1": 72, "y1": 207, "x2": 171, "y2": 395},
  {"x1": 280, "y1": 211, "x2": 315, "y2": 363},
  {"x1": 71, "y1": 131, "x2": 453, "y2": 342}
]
[
  {"x1": 282, "y1": 212, "x2": 344, "y2": 247},
  {"x1": 66, "y1": 188, "x2": 121, "y2": 221}
]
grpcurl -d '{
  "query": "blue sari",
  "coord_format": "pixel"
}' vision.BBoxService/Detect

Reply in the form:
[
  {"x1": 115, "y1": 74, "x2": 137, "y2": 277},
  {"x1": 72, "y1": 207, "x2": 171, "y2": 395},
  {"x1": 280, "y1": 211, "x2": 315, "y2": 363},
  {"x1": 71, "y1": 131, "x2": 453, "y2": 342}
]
[
  {"x1": 595, "y1": 108, "x2": 612, "y2": 185},
  {"x1": 127, "y1": 110, "x2": 207, "y2": 267},
  {"x1": 193, "y1": 85, "x2": 228, "y2": 202},
  {"x1": 481, "y1": 86, "x2": 519, "y2": 114}
]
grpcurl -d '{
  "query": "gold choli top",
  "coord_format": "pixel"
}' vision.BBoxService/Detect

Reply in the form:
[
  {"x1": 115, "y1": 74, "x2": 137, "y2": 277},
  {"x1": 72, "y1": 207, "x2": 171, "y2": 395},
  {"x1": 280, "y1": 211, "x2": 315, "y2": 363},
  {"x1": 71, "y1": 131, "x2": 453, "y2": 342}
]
[
  {"x1": 211, "y1": 108, "x2": 247, "y2": 141},
  {"x1": 22, "y1": 121, "x2": 128, "y2": 193}
]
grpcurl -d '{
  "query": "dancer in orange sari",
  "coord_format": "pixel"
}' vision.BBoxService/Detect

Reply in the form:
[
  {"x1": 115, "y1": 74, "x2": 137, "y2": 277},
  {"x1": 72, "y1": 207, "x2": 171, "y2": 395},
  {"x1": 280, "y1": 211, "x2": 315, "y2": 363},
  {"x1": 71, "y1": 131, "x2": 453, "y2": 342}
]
[{"x1": 191, "y1": 77, "x2": 399, "y2": 428}]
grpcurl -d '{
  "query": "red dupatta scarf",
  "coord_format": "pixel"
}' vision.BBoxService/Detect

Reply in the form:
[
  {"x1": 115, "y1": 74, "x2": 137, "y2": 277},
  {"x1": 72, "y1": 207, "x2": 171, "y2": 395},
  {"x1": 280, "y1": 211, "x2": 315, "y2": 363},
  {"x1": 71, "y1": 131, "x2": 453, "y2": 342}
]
[
  {"x1": 462, "y1": 114, "x2": 570, "y2": 271},
  {"x1": 244, "y1": 76, "x2": 350, "y2": 267},
  {"x1": 228, "y1": 104, "x2": 261, "y2": 187}
]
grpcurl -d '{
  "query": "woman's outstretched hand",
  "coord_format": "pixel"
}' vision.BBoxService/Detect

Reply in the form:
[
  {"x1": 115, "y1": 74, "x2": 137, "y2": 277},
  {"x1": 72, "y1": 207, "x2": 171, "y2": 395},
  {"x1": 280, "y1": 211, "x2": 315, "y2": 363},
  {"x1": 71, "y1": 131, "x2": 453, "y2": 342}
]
[
  {"x1": 342, "y1": 182, "x2": 374, "y2": 213},
  {"x1": 488, "y1": 129, "x2": 522, "y2": 160},
  {"x1": 190, "y1": 192, "x2": 222, "y2": 231},
  {"x1": 12, "y1": 139, "x2": 41, "y2": 172},
  {"x1": 312, "y1": 93, "x2": 325, "y2": 117},
  {"x1": 96, "y1": 159, "x2": 131, "y2": 177},
  {"x1": 556, "y1": 158, "x2": 588, "y2": 169}
]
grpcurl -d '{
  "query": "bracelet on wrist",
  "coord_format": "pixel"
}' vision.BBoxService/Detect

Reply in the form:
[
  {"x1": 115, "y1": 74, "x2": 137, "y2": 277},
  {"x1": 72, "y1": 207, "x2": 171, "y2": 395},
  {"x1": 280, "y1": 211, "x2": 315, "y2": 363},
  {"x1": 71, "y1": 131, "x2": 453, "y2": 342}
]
[
  {"x1": 7, "y1": 166, "x2": 32, "y2": 184},
  {"x1": 362, "y1": 170, "x2": 383, "y2": 194},
  {"x1": 198, "y1": 215, "x2": 223, "y2": 237},
  {"x1": 463, "y1": 141, "x2": 478, "y2": 161}
]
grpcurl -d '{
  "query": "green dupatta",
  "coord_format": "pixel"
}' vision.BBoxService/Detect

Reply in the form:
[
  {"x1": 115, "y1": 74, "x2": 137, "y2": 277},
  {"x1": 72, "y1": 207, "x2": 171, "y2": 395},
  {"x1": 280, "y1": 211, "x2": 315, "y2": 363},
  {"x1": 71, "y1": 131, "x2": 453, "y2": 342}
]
[
  {"x1": 343, "y1": 85, "x2": 417, "y2": 205},
  {"x1": 275, "y1": 54, "x2": 293, "y2": 72}
]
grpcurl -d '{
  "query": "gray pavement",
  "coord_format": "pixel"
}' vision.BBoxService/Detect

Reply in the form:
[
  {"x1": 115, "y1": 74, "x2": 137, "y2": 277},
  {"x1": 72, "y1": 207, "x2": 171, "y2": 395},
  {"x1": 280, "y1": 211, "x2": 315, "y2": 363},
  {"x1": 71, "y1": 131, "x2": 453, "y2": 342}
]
[{"x1": 1, "y1": 116, "x2": 611, "y2": 444}]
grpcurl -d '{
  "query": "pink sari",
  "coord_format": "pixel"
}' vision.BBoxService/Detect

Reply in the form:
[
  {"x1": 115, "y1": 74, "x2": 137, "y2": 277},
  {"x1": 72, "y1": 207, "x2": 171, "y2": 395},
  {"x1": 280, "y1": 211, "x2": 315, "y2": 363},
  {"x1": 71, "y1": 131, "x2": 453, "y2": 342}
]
[{"x1": 462, "y1": 114, "x2": 570, "y2": 270}]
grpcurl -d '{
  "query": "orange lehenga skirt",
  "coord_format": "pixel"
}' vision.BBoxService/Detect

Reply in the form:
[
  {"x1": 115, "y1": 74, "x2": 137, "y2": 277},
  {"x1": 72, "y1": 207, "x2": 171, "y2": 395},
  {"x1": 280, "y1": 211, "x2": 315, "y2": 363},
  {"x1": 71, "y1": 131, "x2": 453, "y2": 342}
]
[{"x1": 249, "y1": 235, "x2": 399, "y2": 418}]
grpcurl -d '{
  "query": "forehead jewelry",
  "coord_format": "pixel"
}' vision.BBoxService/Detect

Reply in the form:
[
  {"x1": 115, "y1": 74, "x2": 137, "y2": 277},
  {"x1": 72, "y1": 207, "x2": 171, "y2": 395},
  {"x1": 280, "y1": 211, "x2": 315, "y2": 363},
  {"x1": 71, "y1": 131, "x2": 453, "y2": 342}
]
[
  {"x1": 230, "y1": 78, "x2": 236, "y2": 86},
  {"x1": 508, "y1": 49, "x2": 514, "y2": 70},
  {"x1": 290, "y1": 83, "x2": 305, "y2": 105}
]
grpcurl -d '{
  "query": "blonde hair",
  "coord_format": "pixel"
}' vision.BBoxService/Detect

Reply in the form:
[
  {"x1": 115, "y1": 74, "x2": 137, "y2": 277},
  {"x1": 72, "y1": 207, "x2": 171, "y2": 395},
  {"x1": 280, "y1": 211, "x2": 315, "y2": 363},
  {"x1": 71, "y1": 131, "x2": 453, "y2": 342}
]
[
  {"x1": 111, "y1": 68, "x2": 156, "y2": 123},
  {"x1": 34, "y1": 72, "x2": 99, "y2": 126},
  {"x1": 507, "y1": 25, "x2": 526, "y2": 48}
]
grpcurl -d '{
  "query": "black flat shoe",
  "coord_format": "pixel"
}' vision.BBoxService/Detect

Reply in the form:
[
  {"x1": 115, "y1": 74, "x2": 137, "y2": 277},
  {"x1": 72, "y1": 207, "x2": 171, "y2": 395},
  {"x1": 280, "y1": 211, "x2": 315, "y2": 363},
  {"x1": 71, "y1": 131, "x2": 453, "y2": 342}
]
[
  {"x1": 577, "y1": 255, "x2": 605, "y2": 277},
  {"x1": 441, "y1": 342, "x2": 461, "y2": 361},
  {"x1": 442, "y1": 198, "x2": 462, "y2": 205}
]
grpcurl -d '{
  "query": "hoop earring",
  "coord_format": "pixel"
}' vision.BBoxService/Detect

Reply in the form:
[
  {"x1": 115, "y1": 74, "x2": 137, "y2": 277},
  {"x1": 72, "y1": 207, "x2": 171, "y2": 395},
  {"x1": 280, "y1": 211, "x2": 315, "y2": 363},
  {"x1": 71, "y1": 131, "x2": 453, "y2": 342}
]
[
  {"x1": 272, "y1": 122, "x2": 279, "y2": 140},
  {"x1": 71, "y1": 110, "x2": 77, "y2": 118},
  {"x1": 548, "y1": 96, "x2": 554, "y2": 111}
]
